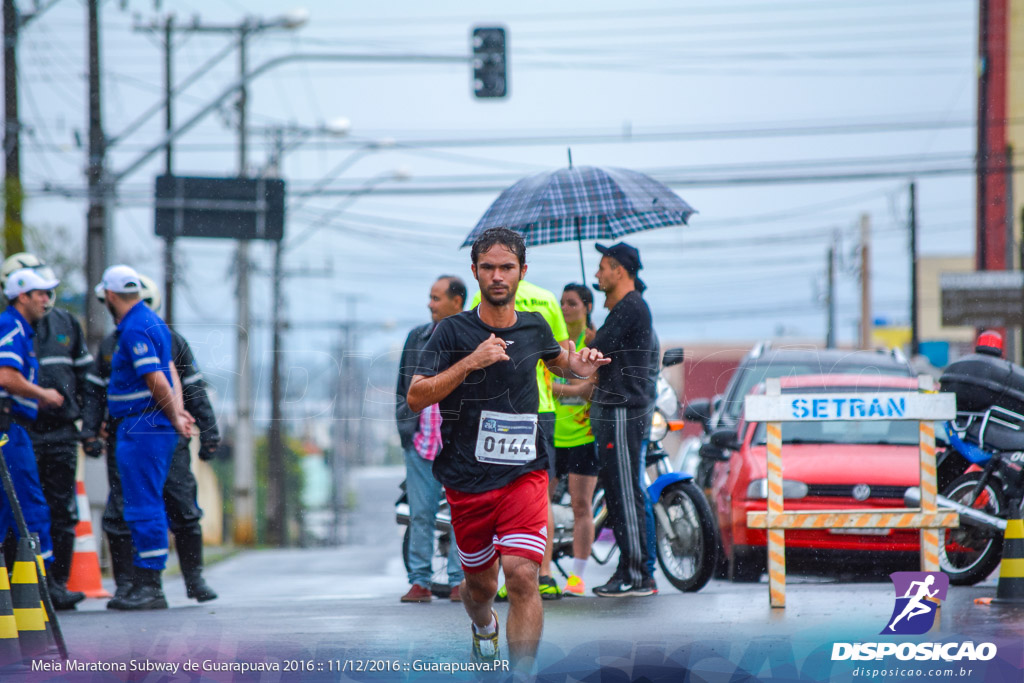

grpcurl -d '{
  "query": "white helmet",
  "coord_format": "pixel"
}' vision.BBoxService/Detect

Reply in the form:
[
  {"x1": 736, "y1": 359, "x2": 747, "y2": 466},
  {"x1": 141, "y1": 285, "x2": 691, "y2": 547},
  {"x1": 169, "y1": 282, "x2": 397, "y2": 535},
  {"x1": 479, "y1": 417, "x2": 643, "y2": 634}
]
[
  {"x1": 95, "y1": 272, "x2": 162, "y2": 313},
  {"x1": 1, "y1": 252, "x2": 57, "y2": 312},
  {"x1": 138, "y1": 274, "x2": 162, "y2": 313}
]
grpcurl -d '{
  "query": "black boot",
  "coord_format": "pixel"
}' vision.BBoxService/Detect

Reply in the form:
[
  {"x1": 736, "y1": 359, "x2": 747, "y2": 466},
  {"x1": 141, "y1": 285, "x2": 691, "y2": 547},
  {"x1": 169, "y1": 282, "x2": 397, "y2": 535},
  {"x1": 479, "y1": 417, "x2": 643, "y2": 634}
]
[
  {"x1": 108, "y1": 568, "x2": 167, "y2": 611},
  {"x1": 48, "y1": 532, "x2": 85, "y2": 610},
  {"x1": 177, "y1": 533, "x2": 217, "y2": 602},
  {"x1": 105, "y1": 534, "x2": 136, "y2": 609}
]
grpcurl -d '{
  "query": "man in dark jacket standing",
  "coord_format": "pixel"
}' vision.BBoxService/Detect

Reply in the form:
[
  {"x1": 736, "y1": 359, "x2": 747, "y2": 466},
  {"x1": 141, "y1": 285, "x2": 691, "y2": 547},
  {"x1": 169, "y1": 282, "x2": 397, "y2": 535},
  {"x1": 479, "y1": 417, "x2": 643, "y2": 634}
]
[
  {"x1": 588, "y1": 242, "x2": 658, "y2": 597},
  {"x1": 396, "y1": 275, "x2": 466, "y2": 602},
  {"x1": 82, "y1": 274, "x2": 221, "y2": 607},
  {"x1": 0, "y1": 253, "x2": 90, "y2": 610}
]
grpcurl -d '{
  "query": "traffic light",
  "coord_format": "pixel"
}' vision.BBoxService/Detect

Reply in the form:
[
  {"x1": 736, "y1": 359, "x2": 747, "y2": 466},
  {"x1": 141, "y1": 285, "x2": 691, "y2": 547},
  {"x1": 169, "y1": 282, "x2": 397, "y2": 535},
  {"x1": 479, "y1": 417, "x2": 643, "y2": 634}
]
[{"x1": 472, "y1": 27, "x2": 507, "y2": 98}]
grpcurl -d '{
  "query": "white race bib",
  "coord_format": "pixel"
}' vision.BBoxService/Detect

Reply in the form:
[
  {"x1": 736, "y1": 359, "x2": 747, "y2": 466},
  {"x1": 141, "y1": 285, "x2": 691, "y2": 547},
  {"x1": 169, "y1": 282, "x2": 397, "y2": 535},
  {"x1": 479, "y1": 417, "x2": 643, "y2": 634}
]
[{"x1": 475, "y1": 410, "x2": 538, "y2": 465}]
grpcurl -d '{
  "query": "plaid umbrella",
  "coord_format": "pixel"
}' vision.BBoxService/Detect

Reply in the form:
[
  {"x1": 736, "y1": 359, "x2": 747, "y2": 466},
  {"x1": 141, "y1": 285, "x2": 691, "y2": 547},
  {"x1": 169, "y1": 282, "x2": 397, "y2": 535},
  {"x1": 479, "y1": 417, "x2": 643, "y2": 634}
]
[{"x1": 463, "y1": 165, "x2": 696, "y2": 282}]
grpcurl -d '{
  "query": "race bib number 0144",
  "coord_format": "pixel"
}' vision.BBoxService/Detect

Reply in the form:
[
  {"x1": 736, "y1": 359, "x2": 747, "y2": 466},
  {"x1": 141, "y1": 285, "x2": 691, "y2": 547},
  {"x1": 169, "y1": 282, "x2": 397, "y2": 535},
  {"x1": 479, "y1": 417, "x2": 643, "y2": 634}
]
[{"x1": 475, "y1": 410, "x2": 538, "y2": 465}]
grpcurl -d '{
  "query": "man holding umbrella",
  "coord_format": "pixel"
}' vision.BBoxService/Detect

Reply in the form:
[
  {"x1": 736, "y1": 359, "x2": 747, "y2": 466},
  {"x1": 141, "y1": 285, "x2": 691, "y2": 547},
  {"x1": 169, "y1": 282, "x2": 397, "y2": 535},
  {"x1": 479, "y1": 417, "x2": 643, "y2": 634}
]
[{"x1": 588, "y1": 242, "x2": 657, "y2": 597}]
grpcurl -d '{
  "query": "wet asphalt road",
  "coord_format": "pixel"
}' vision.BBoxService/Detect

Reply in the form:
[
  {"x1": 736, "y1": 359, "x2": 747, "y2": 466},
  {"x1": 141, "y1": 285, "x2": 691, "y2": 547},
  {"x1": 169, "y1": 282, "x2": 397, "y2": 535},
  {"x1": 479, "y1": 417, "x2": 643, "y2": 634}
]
[{"x1": 7, "y1": 466, "x2": 1022, "y2": 682}]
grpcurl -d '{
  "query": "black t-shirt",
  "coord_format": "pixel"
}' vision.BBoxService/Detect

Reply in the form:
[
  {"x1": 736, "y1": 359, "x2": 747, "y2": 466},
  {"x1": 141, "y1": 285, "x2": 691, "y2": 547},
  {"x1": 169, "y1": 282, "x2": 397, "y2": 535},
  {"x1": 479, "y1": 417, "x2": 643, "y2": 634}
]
[
  {"x1": 590, "y1": 290, "x2": 656, "y2": 408},
  {"x1": 416, "y1": 307, "x2": 562, "y2": 493}
]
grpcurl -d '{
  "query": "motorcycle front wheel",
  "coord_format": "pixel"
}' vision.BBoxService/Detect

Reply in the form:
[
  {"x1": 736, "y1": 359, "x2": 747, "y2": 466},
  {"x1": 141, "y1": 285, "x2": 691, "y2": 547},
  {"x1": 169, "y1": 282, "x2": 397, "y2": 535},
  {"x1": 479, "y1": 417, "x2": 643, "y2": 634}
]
[
  {"x1": 402, "y1": 526, "x2": 453, "y2": 598},
  {"x1": 938, "y1": 472, "x2": 1006, "y2": 586},
  {"x1": 655, "y1": 481, "x2": 718, "y2": 592}
]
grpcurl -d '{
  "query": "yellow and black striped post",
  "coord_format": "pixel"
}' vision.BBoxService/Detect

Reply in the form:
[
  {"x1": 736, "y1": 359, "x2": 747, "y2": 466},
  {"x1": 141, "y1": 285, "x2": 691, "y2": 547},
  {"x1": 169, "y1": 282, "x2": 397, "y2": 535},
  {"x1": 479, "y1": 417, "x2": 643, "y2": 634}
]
[
  {"x1": 993, "y1": 510, "x2": 1024, "y2": 604},
  {"x1": 0, "y1": 551, "x2": 21, "y2": 668},
  {"x1": 10, "y1": 537, "x2": 47, "y2": 659}
]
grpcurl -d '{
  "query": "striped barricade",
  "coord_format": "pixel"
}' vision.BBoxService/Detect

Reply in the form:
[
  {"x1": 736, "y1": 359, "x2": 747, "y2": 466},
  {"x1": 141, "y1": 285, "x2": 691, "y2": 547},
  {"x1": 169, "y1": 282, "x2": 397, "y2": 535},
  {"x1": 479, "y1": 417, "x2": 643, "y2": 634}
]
[{"x1": 744, "y1": 376, "x2": 958, "y2": 608}]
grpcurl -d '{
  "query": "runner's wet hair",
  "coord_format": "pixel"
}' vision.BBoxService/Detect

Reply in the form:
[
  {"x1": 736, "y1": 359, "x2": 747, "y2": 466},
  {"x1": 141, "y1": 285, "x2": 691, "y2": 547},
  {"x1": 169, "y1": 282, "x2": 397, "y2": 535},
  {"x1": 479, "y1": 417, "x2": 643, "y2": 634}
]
[
  {"x1": 563, "y1": 283, "x2": 594, "y2": 330},
  {"x1": 438, "y1": 274, "x2": 467, "y2": 308},
  {"x1": 471, "y1": 227, "x2": 527, "y2": 267}
]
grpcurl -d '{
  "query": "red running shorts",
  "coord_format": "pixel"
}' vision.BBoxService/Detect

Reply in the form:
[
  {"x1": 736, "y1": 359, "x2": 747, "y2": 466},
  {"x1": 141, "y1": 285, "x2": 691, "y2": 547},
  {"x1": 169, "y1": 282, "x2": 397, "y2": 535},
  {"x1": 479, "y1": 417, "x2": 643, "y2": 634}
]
[{"x1": 446, "y1": 469, "x2": 549, "y2": 572}]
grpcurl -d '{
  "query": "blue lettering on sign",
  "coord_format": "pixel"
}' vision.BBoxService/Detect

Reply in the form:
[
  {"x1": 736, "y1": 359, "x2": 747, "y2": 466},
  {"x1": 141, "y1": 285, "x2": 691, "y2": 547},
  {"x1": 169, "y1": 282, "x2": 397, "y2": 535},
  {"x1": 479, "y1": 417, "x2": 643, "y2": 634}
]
[
  {"x1": 791, "y1": 399, "x2": 809, "y2": 418},
  {"x1": 784, "y1": 395, "x2": 909, "y2": 419},
  {"x1": 812, "y1": 398, "x2": 827, "y2": 418},
  {"x1": 887, "y1": 398, "x2": 905, "y2": 417},
  {"x1": 850, "y1": 398, "x2": 866, "y2": 418}
]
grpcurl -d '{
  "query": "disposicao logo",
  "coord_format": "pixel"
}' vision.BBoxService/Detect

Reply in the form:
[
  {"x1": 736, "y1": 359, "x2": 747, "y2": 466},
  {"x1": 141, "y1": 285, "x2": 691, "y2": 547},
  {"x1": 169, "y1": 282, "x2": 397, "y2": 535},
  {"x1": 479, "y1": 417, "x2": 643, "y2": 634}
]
[
  {"x1": 883, "y1": 571, "x2": 948, "y2": 635},
  {"x1": 830, "y1": 571, "x2": 998, "y2": 664}
]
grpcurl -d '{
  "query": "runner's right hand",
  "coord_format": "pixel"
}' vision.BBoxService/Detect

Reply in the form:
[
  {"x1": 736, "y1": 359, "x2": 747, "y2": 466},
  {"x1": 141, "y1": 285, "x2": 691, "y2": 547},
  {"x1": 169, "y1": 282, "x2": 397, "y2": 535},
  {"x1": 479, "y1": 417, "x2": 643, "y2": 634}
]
[{"x1": 468, "y1": 333, "x2": 510, "y2": 370}]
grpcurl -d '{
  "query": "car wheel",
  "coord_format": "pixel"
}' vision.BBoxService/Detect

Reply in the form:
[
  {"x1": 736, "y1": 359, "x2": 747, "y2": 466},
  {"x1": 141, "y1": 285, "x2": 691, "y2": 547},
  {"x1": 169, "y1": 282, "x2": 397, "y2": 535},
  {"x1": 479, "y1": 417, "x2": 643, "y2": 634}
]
[{"x1": 728, "y1": 545, "x2": 764, "y2": 583}]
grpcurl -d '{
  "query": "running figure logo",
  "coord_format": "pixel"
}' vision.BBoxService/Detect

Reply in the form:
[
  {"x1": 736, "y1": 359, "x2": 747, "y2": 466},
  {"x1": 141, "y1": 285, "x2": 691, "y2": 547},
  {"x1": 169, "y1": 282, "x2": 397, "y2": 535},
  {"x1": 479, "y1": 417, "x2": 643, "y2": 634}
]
[{"x1": 882, "y1": 571, "x2": 949, "y2": 635}]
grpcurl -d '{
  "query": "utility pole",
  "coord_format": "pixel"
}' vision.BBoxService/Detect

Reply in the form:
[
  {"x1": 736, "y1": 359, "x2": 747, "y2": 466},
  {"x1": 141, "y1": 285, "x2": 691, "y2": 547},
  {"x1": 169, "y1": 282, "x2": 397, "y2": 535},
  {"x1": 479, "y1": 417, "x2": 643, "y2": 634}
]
[
  {"x1": 909, "y1": 181, "x2": 919, "y2": 356},
  {"x1": 85, "y1": 0, "x2": 107, "y2": 350},
  {"x1": 859, "y1": 213, "x2": 871, "y2": 350},
  {"x1": 266, "y1": 127, "x2": 286, "y2": 547},
  {"x1": 133, "y1": 15, "x2": 179, "y2": 325},
  {"x1": 3, "y1": 0, "x2": 22, "y2": 254},
  {"x1": 826, "y1": 237, "x2": 836, "y2": 349},
  {"x1": 161, "y1": 16, "x2": 175, "y2": 325},
  {"x1": 234, "y1": 22, "x2": 255, "y2": 545}
]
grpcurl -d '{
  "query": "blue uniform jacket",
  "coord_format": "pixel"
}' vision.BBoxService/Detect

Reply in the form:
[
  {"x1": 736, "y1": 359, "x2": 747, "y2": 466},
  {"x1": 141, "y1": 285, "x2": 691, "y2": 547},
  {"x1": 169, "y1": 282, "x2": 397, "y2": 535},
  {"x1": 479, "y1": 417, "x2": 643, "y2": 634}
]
[
  {"x1": 0, "y1": 306, "x2": 40, "y2": 420},
  {"x1": 108, "y1": 301, "x2": 173, "y2": 421}
]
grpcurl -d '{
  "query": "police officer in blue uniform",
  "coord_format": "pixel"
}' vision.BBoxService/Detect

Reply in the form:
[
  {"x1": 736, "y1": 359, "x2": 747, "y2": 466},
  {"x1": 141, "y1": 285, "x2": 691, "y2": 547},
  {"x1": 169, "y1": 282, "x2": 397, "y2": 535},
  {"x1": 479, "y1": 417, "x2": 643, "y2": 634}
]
[
  {"x1": 83, "y1": 274, "x2": 220, "y2": 604},
  {"x1": 1, "y1": 253, "x2": 91, "y2": 610},
  {"x1": 0, "y1": 268, "x2": 65, "y2": 570},
  {"x1": 96, "y1": 265, "x2": 194, "y2": 610}
]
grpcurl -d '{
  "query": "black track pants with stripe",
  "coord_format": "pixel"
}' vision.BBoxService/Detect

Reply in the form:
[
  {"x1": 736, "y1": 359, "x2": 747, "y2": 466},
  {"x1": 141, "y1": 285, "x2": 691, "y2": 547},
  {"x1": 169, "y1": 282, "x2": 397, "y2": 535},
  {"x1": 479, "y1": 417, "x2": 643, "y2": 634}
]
[{"x1": 591, "y1": 404, "x2": 651, "y2": 586}]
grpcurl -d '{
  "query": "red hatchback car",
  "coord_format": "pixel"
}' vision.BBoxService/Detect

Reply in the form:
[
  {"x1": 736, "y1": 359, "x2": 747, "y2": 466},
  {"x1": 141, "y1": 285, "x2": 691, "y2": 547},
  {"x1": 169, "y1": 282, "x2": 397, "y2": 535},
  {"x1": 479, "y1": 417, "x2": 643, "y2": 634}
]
[{"x1": 709, "y1": 374, "x2": 924, "y2": 582}]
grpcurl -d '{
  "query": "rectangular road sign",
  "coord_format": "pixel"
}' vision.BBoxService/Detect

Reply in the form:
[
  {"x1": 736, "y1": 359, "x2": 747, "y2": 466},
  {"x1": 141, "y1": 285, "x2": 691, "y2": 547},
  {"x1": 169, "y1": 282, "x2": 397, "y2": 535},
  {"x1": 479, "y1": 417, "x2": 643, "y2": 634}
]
[
  {"x1": 154, "y1": 175, "x2": 285, "y2": 241},
  {"x1": 744, "y1": 392, "x2": 956, "y2": 422},
  {"x1": 940, "y1": 271, "x2": 1024, "y2": 327}
]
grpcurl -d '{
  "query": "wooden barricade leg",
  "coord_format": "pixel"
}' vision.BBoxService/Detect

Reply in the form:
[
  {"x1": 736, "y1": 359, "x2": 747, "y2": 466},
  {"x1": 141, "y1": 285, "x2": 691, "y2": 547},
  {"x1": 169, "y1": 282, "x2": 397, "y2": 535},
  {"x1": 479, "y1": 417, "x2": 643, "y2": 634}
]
[{"x1": 766, "y1": 420, "x2": 786, "y2": 608}]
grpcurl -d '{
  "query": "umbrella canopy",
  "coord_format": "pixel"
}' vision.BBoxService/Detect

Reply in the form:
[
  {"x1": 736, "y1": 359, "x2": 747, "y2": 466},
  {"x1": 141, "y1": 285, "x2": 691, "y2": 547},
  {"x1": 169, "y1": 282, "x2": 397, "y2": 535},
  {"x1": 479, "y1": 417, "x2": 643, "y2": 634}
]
[{"x1": 463, "y1": 165, "x2": 696, "y2": 282}]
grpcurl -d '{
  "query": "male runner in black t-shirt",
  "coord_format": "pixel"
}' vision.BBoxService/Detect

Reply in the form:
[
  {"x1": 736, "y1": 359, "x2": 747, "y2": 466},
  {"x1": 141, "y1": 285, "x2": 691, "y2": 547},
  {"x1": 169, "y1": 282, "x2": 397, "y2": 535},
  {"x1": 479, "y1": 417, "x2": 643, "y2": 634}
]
[
  {"x1": 588, "y1": 242, "x2": 658, "y2": 597},
  {"x1": 408, "y1": 227, "x2": 608, "y2": 671}
]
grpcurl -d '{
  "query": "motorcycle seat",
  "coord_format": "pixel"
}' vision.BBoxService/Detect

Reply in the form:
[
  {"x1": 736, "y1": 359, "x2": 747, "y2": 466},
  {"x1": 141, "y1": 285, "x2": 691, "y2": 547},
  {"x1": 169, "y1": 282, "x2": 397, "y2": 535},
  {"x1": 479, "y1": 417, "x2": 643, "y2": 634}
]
[{"x1": 966, "y1": 420, "x2": 1024, "y2": 452}]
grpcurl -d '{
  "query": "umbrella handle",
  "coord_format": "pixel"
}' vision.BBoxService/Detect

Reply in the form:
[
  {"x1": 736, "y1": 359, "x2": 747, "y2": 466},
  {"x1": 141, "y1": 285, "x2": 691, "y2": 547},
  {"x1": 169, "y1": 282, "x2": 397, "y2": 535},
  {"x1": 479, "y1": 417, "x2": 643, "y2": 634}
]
[{"x1": 576, "y1": 217, "x2": 586, "y2": 285}]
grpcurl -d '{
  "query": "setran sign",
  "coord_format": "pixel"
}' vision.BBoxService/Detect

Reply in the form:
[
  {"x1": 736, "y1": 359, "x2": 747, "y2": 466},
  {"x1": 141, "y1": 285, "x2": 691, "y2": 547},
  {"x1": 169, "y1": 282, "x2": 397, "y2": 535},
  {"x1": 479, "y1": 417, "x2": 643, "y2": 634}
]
[
  {"x1": 940, "y1": 271, "x2": 1024, "y2": 327},
  {"x1": 744, "y1": 392, "x2": 956, "y2": 422},
  {"x1": 154, "y1": 175, "x2": 285, "y2": 241}
]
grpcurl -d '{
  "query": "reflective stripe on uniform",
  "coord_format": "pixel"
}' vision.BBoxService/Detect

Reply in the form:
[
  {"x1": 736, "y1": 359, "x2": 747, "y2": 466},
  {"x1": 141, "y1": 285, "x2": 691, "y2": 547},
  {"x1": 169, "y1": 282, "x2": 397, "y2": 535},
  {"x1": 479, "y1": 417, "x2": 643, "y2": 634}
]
[
  {"x1": 86, "y1": 373, "x2": 108, "y2": 387},
  {"x1": 0, "y1": 351, "x2": 23, "y2": 366},
  {"x1": 182, "y1": 372, "x2": 203, "y2": 385},
  {"x1": 109, "y1": 389, "x2": 152, "y2": 402},
  {"x1": 138, "y1": 548, "x2": 168, "y2": 559},
  {"x1": 132, "y1": 357, "x2": 160, "y2": 369},
  {"x1": 74, "y1": 354, "x2": 94, "y2": 366},
  {"x1": 39, "y1": 357, "x2": 72, "y2": 366}
]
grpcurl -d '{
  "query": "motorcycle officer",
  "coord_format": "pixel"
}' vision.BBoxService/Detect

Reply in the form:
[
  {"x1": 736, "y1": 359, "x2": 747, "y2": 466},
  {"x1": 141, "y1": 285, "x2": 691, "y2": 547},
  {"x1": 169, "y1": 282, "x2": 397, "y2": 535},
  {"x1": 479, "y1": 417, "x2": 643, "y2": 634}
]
[
  {"x1": 83, "y1": 274, "x2": 220, "y2": 606},
  {"x1": 0, "y1": 254, "x2": 90, "y2": 610}
]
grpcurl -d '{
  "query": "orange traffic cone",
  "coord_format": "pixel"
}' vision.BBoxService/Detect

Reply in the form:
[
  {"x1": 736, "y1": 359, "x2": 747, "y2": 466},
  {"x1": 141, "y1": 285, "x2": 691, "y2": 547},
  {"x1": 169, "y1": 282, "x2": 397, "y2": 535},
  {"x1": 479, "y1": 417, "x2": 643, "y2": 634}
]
[{"x1": 66, "y1": 480, "x2": 111, "y2": 598}]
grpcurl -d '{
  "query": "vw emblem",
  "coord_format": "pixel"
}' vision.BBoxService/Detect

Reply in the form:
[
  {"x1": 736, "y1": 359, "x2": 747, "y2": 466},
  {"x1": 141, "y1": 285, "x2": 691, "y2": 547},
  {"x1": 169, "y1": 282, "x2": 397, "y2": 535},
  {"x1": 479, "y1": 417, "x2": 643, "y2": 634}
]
[{"x1": 851, "y1": 484, "x2": 871, "y2": 501}]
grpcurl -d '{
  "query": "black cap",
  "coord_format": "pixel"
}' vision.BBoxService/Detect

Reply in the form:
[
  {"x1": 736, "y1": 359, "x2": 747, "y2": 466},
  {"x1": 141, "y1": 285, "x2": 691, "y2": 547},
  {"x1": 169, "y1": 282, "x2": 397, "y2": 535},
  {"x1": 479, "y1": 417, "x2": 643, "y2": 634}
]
[{"x1": 595, "y1": 242, "x2": 646, "y2": 293}]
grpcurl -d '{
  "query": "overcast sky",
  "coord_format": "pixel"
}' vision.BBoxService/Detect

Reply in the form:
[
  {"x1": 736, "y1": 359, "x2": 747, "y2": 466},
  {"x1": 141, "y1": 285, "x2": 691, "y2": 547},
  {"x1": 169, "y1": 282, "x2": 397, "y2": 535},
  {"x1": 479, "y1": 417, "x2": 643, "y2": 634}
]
[{"x1": 14, "y1": 0, "x2": 977, "y2": 407}]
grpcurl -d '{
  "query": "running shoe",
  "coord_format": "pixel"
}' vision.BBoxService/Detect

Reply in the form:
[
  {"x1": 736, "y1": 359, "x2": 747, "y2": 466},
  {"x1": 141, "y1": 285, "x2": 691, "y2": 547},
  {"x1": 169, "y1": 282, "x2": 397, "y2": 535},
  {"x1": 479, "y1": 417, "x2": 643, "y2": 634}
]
[
  {"x1": 592, "y1": 579, "x2": 655, "y2": 598},
  {"x1": 538, "y1": 575, "x2": 562, "y2": 600},
  {"x1": 642, "y1": 577, "x2": 658, "y2": 595},
  {"x1": 563, "y1": 575, "x2": 586, "y2": 597},
  {"x1": 495, "y1": 584, "x2": 508, "y2": 602},
  {"x1": 471, "y1": 609, "x2": 500, "y2": 663}
]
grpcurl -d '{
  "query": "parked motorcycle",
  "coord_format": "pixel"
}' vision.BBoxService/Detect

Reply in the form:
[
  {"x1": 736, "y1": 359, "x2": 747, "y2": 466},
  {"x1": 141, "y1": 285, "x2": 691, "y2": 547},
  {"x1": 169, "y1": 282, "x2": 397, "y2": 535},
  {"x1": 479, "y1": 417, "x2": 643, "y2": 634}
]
[
  {"x1": 549, "y1": 347, "x2": 719, "y2": 592},
  {"x1": 904, "y1": 349, "x2": 1024, "y2": 585},
  {"x1": 395, "y1": 482, "x2": 453, "y2": 597}
]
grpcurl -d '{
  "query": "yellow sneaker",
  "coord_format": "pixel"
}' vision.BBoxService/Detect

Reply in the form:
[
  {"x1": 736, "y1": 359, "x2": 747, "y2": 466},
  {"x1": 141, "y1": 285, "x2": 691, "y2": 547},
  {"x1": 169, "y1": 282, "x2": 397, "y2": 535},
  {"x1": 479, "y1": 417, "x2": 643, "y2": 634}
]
[
  {"x1": 564, "y1": 575, "x2": 586, "y2": 596},
  {"x1": 471, "y1": 609, "x2": 500, "y2": 663}
]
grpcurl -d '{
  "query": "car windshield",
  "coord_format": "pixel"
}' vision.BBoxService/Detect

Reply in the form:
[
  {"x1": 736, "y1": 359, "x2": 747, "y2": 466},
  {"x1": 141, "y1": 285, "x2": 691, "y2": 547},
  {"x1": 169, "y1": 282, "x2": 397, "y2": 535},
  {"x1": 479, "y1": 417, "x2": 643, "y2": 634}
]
[
  {"x1": 724, "y1": 361, "x2": 911, "y2": 420},
  {"x1": 751, "y1": 418, "x2": 920, "y2": 446}
]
